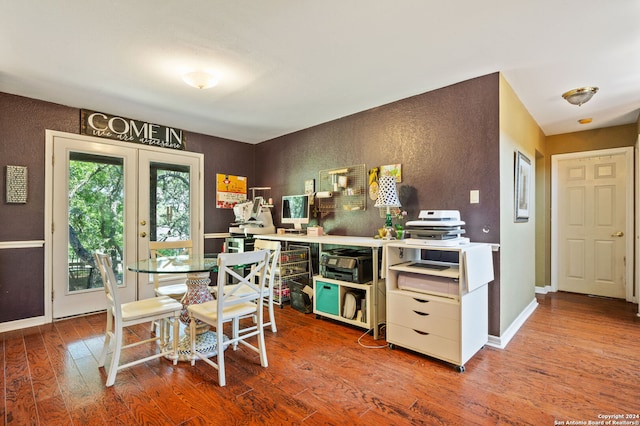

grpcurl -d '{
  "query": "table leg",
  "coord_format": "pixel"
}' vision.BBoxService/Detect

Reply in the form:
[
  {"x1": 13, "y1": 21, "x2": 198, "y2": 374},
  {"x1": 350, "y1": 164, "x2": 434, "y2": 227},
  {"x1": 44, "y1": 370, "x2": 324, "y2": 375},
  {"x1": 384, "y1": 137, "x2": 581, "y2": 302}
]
[{"x1": 173, "y1": 271, "x2": 228, "y2": 361}]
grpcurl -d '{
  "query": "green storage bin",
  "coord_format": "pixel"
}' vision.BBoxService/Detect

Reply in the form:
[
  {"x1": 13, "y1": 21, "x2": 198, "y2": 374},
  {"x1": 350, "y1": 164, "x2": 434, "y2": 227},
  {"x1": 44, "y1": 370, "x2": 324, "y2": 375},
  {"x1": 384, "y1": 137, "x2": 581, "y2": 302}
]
[{"x1": 315, "y1": 281, "x2": 339, "y2": 315}]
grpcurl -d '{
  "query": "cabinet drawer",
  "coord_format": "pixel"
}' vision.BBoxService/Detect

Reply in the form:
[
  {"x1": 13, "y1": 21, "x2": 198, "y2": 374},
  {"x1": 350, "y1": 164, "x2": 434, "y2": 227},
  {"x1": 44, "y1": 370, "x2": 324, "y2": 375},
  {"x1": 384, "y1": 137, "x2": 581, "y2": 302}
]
[
  {"x1": 315, "y1": 281, "x2": 339, "y2": 316},
  {"x1": 388, "y1": 291, "x2": 459, "y2": 320},
  {"x1": 388, "y1": 323, "x2": 460, "y2": 364},
  {"x1": 388, "y1": 303, "x2": 459, "y2": 338}
]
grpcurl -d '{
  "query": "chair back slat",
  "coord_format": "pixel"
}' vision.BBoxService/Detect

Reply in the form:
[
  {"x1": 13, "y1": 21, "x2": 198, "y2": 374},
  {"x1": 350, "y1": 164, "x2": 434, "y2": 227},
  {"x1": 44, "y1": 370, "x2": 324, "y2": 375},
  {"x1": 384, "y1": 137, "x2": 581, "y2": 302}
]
[
  {"x1": 149, "y1": 240, "x2": 193, "y2": 290},
  {"x1": 93, "y1": 252, "x2": 121, "y2": 318},
  {"x1": 149, "y1": 240, "x2": 193, "y2": 258}
]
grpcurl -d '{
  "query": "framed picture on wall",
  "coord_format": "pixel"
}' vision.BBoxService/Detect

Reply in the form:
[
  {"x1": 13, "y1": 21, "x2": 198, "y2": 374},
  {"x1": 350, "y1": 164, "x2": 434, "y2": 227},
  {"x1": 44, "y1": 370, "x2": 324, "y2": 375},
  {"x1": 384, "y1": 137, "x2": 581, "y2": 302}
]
[{"x1": 515, "y1": 151, "x2": 531, "y2": 222}]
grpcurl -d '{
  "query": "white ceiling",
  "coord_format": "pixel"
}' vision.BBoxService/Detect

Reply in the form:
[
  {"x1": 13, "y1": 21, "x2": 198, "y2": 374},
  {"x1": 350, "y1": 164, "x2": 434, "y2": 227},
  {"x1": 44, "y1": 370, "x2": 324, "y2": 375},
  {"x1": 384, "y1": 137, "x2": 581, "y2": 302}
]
[{"x1": 2, "y1": 1, "x2": 639, "y2": 144}]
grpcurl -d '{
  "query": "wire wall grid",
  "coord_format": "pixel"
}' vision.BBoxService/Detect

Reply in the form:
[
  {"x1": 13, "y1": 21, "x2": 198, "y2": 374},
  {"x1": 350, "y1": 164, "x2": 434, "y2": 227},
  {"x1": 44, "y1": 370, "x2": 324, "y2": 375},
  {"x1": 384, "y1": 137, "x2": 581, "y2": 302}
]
[{"x1": 317, "y1": 164, "x2": 366, "y2": 216}]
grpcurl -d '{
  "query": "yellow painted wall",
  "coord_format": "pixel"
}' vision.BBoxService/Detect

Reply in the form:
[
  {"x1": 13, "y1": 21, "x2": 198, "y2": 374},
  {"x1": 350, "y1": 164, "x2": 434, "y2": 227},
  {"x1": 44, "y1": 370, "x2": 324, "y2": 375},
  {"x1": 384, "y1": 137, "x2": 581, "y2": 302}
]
[
  {"x1": 499, "y1": 73, "x2": 546, "y2": 335},
  {"x1": 546, "y1": 124, "x2": 636, "y2": 155}
]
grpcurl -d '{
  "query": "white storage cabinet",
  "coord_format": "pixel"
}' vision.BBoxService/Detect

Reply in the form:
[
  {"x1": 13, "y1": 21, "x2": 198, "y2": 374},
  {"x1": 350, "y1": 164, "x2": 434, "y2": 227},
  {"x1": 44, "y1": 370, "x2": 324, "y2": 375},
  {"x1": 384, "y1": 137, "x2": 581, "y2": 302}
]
[{"x1": 385, "y1": 242, "x2": 494, "y2": 372}]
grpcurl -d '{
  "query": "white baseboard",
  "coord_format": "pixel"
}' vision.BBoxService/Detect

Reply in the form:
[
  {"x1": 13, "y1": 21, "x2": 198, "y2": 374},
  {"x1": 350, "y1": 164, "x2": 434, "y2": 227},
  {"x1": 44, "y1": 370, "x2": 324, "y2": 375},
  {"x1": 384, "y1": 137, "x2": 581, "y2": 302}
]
[
  {"x1": 486, "y1": 297, "x2": 538, "y2": 349},
  {"x1": 0, "y1": 316, "x2": 47, "y2": 333},
  {"x1": 535, "y1": 285, "x2": 552, "y2": 294}
]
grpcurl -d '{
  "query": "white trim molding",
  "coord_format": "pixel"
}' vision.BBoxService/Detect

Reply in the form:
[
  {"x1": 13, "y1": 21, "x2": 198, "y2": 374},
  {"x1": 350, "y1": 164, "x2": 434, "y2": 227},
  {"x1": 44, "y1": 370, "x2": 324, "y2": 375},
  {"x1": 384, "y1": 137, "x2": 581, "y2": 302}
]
[
  {"x1": 486, "y1": 298, "x2": 538, "y2": 349},
  {"x1": 0, "y1": 240, "x2": 45, "y2": 249},
  {"x1": 0, "y1": 316, "x2": 47, "y2": 333},
  {"x1": 204, "y1": 233, "x2": 230, "y2": 240}
]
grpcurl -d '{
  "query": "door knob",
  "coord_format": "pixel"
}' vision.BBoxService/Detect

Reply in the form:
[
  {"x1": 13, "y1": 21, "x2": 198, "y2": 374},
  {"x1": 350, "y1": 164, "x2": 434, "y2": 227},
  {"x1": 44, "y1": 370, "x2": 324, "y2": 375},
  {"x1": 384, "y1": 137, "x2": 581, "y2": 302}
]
[
  {"x1": 140, "y1": 232, "x2": 147, "y2": 238},
  {"x1": 611, "y1": 231, "x2": 624, "y2": 237},
  {"x1": 140, "y1": 220, "x2": 146, "y2": 226}
]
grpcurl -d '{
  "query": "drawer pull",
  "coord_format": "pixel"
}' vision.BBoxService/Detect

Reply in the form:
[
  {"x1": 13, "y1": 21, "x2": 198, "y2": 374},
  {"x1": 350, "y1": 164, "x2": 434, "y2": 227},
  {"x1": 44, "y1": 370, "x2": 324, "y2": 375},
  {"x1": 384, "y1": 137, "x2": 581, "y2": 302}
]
[
  {"x1": 413, "y1": 330, "x2": 430, "y2": 336},
  {"x1": 323, "y1": 285, "x2": 332, "y2": 290},
  {"x1": 413, "y1": 310, "x2": 429, "y2": 316},
  {"x1": 413, "y1": 299, "x2": 429, "y2": 304}
]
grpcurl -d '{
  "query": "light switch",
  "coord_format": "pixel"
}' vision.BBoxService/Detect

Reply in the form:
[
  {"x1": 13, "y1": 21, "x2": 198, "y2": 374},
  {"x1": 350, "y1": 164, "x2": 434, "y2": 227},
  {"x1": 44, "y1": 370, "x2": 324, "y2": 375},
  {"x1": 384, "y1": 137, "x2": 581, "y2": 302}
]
[{"x1": 470, "y1": 190, "x2": 480, "y2": 204}]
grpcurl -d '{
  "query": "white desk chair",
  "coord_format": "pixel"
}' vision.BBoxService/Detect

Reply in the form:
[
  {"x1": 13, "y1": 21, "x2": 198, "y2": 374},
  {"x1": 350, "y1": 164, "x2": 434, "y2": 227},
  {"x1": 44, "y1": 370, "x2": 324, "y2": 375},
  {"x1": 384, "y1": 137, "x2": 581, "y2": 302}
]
[
  {"x1": 188, "y1": 250, "x2": 270, "y2": 387},
  {"x1": 149, "y1": 239, "x2": 193, "y2": 300},
  {"x1": 94, "y1": 252, "x2": 182, "y2": 387},
  {"x1": 223, "y1": 239, "x2": 281, "y2": 333}
]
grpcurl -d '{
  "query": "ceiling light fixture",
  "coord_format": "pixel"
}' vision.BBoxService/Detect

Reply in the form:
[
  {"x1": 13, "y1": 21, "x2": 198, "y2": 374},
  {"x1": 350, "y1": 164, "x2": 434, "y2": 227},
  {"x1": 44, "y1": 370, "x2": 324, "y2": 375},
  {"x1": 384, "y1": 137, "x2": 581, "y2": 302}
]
[
  {"x1": 562, "y1": 86, "x2": 598, "y2": 106},
  {"x1": 578, "y1": 118, "x2": 593, "y2": 124},
  {"x1": 182, "y1": 71, "x2": 218, "y2": 89}
]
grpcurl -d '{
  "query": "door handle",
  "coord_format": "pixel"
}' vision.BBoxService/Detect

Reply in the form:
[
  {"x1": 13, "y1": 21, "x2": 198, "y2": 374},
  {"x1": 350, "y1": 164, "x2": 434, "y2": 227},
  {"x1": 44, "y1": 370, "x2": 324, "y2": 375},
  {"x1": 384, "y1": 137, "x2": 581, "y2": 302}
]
[
  {"x1": 140, "y1": 232, "x2": 147, "y2": 238},
  {"x1": 611, "y1": 231, "x2": 624, "y2": 237}
]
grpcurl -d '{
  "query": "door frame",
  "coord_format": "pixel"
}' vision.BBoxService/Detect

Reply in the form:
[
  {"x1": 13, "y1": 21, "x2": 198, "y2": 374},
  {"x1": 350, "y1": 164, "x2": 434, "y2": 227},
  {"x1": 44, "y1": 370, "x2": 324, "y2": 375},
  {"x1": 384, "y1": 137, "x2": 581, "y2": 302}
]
[
  {"x1": 550, "y1": 146, "x2": 635, "y2": 302},
  {"x1": 44, "y1": 130, "x2": 204, "y2": 323}
]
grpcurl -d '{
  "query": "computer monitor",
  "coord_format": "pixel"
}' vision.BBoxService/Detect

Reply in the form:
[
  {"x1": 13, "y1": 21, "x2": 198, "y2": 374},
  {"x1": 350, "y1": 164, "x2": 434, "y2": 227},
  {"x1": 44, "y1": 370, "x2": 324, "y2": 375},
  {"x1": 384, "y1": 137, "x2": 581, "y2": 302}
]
[{"x1": 281, "y1": 194, "x2": 310, "y2": 230}]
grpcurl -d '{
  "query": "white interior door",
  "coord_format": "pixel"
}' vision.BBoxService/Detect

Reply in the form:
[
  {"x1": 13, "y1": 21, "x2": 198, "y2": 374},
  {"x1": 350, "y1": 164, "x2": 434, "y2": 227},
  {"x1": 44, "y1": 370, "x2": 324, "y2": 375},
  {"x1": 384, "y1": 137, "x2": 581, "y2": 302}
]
[
  {"x1": 51, "y1": 135, "x2": 138, "y2": 318},
  {"x1": 552, "y1": 148, "x2": 633, "y2": 300}
]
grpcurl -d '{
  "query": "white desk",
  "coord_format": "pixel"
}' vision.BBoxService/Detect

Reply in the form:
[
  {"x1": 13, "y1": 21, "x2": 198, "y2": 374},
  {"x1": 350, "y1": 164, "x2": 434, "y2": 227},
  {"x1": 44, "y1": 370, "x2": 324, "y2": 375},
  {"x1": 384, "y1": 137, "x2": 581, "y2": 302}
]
[{"x1": 256, "y1": 233, "x2": 390, "y2": 339}]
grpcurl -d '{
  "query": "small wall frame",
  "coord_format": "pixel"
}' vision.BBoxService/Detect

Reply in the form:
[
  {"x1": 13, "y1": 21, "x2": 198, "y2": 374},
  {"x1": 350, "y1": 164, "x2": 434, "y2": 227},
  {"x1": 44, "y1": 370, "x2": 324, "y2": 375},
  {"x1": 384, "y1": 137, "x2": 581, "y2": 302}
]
[
  {"x1": 514, "y1": 151, "x2": 531, "y2": 222},
  {"x1": 6, "y1": 165, "x2": 28, "y2": 204}
]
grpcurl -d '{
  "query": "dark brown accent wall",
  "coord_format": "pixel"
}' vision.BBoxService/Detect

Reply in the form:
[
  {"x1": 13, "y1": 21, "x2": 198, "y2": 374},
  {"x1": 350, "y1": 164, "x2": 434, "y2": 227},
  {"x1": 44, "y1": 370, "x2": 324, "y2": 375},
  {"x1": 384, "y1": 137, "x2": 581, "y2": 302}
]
[
  {"x1": 183, "y1": 132, "x2": 256, "y2": 253},
  {"x1": 0, "y1": 93, "x2": 78, "y2": 241},
  {"x1": 255, "y1": 74, "x2": 501, "y2": 243},
  {"x1": 0, "y1": 248, "x2": 44, "y2": 322},
  {"x1": 255, "y1": 73, "x2": 501, "y2": 335},
  {"x1": 0, "y1": 93, "x2": 78, "y2": 322}
]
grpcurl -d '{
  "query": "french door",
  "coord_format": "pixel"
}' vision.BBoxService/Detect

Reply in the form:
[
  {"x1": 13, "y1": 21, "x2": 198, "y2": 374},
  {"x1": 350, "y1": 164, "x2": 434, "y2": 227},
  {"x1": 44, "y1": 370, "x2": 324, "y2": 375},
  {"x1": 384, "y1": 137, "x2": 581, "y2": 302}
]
[
  {"x1": 48, "y1": 131, "x2": 202, "y2": 319},
  {"x1": 137, "y1": 150, "x2": 202, "y2": 300}
]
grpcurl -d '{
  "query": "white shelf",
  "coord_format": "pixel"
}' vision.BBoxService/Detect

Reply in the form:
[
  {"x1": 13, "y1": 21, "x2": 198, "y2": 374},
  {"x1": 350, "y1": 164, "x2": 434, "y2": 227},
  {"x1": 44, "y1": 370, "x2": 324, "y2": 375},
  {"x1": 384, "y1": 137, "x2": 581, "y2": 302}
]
[{"x1": 388, "y1": 260, "x2": 459, "y2": 279}]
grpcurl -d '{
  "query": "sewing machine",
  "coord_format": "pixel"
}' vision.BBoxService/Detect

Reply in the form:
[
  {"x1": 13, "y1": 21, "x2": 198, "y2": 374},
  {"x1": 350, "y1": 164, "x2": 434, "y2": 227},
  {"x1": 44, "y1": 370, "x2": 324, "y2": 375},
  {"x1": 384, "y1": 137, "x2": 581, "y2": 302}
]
[{"x1": 229, "y1": 196, "x2": 276, "y2": 236}]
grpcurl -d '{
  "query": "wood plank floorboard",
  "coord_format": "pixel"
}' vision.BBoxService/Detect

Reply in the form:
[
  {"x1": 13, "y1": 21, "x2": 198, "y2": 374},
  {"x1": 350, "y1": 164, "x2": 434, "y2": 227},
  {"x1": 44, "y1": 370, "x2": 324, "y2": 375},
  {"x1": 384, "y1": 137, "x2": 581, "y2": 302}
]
[{"x1": 1, "y1": 291, "x2": 639, "y2": 425}]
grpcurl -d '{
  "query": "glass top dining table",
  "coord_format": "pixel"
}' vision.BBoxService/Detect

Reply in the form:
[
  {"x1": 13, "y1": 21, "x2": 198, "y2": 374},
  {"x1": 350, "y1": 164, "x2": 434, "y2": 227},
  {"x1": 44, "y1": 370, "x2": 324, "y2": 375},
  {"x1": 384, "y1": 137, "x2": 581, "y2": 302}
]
[
  {"x1": 127, "y1": 254, "x2": 219, "y2": 275},
  {"x1": 127, "y1": 253, "x2": 223, "y2": 360}
]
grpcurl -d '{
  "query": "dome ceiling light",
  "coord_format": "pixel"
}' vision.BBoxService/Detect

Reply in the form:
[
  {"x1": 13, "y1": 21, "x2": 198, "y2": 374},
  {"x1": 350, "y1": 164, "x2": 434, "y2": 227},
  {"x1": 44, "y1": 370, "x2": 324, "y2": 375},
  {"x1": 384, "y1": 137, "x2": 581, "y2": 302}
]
[
  {"x1": 562, "y1": 86, "x2": 599, "y2": 106},
  {"x1": 182, "y1": 71, "x2": 218, "y2": 89}
]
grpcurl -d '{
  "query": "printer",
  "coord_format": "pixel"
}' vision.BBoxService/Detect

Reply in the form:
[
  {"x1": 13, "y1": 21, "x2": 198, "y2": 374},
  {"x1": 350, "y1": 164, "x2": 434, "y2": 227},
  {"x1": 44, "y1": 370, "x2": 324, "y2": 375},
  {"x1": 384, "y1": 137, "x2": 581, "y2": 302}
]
[
  {"x1": 405, "y1": 210, "x2": 470, "y2": 246},
  {"x1": 320, "y1": 248, "x2": 373, "y2": 284}
]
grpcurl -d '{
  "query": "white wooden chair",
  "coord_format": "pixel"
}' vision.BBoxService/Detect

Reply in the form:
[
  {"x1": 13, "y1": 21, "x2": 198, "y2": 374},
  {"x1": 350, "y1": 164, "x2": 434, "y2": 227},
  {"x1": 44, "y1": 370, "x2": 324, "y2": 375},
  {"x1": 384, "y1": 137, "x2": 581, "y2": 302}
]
[
  {"x1": 255, "y1": 240, "x2": 281, "y2": 332},
  {"x1": 187, "y1": 250, "x2": 270, "y2": 387},
  {"x1": 149, "y1": 239, "x2": 193, "y2": 300},
  {"x1": 94, "y1": 252, "x2": 182, "y2": 387},
  {"x1": 223, "y1": 239, "x2": 281, "y2": 332}
]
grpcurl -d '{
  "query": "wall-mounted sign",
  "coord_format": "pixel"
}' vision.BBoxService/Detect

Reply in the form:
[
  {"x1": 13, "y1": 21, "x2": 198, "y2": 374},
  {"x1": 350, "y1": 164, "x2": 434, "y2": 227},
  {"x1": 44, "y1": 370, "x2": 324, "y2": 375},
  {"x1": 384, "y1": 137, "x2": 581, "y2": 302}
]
[
  {"x1": 80, "y1": 109, "x2": 185, "y2": 150},
  {"x1": 216, "y1": 174, "x2": 247, "y2": 209},
  {"x1": 6, "y1": 165, "x2": 28, "y2": 204}
]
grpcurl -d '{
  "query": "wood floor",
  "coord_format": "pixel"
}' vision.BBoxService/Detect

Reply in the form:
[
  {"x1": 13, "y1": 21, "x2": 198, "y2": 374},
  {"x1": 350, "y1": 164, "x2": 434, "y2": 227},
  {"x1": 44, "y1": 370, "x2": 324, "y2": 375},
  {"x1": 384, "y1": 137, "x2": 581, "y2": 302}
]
[{"x1": 1, "y1": 291, "x2": 639, "y2": 425}]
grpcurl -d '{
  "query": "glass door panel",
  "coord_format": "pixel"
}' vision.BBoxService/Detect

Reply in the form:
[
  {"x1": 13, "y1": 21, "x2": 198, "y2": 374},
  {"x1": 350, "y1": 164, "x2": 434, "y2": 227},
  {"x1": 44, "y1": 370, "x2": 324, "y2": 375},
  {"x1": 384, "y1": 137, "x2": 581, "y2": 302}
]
[
  {"x1": 67, "y1": 152, "x2": 124, "y2": 293},
  {"x1": 150, "y1": 162, "x2": 192, "y2": 243}
]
